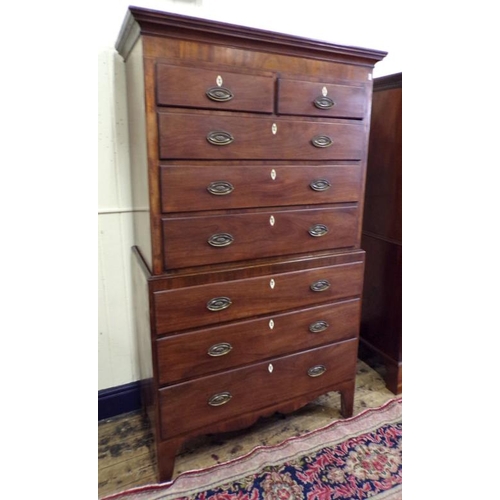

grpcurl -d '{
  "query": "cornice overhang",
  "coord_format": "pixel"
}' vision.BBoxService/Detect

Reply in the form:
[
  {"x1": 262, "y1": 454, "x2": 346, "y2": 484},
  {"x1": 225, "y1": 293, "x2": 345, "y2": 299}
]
[{"x1": 115, "y1": 6, "x2": 387, "y2": 66}]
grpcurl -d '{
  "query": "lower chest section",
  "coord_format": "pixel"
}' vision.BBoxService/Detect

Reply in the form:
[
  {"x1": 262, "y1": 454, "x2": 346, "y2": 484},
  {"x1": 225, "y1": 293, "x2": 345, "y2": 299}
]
[{"x1": 150, "y1": 252, "x2": 364, "y2": 439}]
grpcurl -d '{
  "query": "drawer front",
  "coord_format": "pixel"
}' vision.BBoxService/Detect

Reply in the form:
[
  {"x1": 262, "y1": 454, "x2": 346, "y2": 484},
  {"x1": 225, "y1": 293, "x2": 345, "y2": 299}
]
[
  {"x1": 162, "y1": 206, "x2": 358, "y2": 269},
  {"x1": 156, "y1": 64, "x2": 274, "y2": 113},
  {"x1": 158, "y1": 112, "x2": 365, "y2": 160},
  {"x1": 159, "y1": 339, "x2": 357, "y2": 439},
  {"x1": 153, "y1": 261, "x2": 364, "y2": 334},
  {"x1": 157, "y1": 298, "x2": 361, "y2": 385},
  {"x1": 160, "y1": 164, "x2": 361, "y2": 212},
  {"x1": 278, "y1": 78, "x2": 366, "y2": 119}
]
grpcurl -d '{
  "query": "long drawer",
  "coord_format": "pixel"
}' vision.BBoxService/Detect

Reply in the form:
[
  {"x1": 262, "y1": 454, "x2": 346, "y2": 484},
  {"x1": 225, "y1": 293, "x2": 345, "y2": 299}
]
[
  {"x1": 158, "y1": 111, "x2": 365, "y2": 160},
  {"x1": 159, "y1": 339, "x2": 357, "y2": 439},
  {"x1": 162, "y1": 206, "x2": 358, "y2": 269},
  {"x1": 160, "y1": 164, "x2": 361, "y2": 212},
  {"x1": 153, "y1": 261, "x2": 364, "y2": 335},
  {"x1": 157, "y1": 298, "x2": 360, "y2": 385}
]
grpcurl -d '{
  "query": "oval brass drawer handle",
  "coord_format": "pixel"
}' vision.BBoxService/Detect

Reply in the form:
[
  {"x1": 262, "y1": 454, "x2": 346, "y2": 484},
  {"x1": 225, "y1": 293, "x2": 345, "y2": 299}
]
[
  {"x1": 208, "y1": 391, "x2": 232, "y2": 406},
  {"x1": 310, "y1": 179, "x2": 331, "y2": 192},
  {"x1": 309, "y1": 224, "x2": 329, "y2": 237},
  {"x1": 208, "y1": 233, "x2": 234, "y2": 247},
  {"x1": 206, "y1": 296, "x2": 232, "y2": 311},
  {"x1": 310, "y1": 279, "x2": 330, "y2": 292},
  {"x1": 208, "y1": 342, "x2": 233, "y2": 357},
  {"x1": 311, "y1": 135, "x2": 333, "y2": 148},
  {"x1": 207, "y1": 130, "x2": 234, "y2": 146},
  {"x1": 308, "y1": 365, "x2": 326, "y2": 377},
  {"x1": 313, "y1": 96, "x2": 335, "y2": 109},
  {"x1": 207, "y1": 180, "x2": 234, "y2": 196},
  {"x1": 206, "y1": 86, "x2": 234, "y2": 102},
  {"x1": 309, "y1": 320, "x2": 329, "y2": 333}
]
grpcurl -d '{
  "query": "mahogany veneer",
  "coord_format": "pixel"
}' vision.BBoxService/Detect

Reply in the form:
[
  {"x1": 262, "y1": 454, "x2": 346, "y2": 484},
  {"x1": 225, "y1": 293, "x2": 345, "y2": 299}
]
[
  {"x1": 156, "y1": 63, "x2": 275, "y2": 112},
  {"x1": 116, "y1": 6, "x2": 386, "y2": 481},
  {"x1": 159, "y1": 340, "x2": 358, "y2": 440},
  {"x1": 157, "y1": 299, "x2": 361, "y2": 385},
  {"x1": 160, "y1": 164, "x2": 362, "y2": 212},
  {"x1": 158, "y1": 111, "x2": 366, "y2": 160},
  {"x1": 162, "y1": 206, "x2": 359, "y2": 268}
]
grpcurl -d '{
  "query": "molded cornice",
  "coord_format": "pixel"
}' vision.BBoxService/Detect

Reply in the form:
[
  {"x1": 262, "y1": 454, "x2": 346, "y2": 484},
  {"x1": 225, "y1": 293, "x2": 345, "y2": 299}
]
[{"x1": 115, "y1": 6, "x2": 387, "y2": 66}]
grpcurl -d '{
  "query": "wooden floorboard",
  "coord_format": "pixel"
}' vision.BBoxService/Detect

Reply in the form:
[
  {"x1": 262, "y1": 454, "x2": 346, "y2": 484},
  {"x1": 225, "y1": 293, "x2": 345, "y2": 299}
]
[
  {"x1": 99, "y1": 449, "x2": 157, "y2": 497},
  {"x1": 98, "y1": 411, "x2": 156, "y2": 497},
  {"x1": 98, "y1": 412, "x2": 153, "y2": 469}
]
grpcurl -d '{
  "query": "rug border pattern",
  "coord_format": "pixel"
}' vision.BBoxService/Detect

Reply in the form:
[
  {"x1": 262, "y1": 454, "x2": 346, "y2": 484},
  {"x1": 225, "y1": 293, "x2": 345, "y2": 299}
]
[{"x1": 102, "y1": 397, "x2": 402, "y2": 500}]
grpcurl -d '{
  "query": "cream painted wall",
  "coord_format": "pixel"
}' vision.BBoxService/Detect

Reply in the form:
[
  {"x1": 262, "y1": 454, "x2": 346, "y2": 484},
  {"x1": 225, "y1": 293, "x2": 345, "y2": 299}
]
[
  {"x1": 98, "y1": 47, "x2": 136, "y2": 390},
  {"x1": 98, "y1": 0, "x2": 403, "y2": 391}
]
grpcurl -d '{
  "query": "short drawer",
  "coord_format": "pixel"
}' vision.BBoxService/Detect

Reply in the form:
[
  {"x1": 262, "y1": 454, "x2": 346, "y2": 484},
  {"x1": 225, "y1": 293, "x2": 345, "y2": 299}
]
[
  {"x1": 153, "y1": 260, "x2": 364, "y2": 334},
  {"x1": 158, "y1": 111, "x2": 365, "y2": 160},
  {"x1": 278, "y1": 78, "x2": 366, "y2": 119},
  {"x1": 160, "y1": 164, "x2": 362, "y2": 212},
  {"x1": 156, "y1": 64, "x2": 274, "y2": 113},
  {"x1": 162, "y1": 206, "x2": 358, "y2": 269},
  {"x1": 159, "y1": 339, "x2": 357, "y2": 439},
  {"x1": 157, "y1": 298, "x2": 361, "y2": 385}
]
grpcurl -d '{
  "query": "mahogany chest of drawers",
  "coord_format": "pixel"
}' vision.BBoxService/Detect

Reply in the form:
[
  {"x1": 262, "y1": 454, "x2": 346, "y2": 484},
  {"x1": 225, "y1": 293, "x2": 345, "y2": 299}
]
[{"x1": 115, "y1": 6, "x2": 386, "y2": 481}]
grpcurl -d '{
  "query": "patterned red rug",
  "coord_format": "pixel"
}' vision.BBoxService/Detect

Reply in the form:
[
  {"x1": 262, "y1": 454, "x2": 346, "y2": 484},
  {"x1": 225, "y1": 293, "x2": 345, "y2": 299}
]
[{"x1": 103, "y1": 397, "x2": 402, "y2": 500}]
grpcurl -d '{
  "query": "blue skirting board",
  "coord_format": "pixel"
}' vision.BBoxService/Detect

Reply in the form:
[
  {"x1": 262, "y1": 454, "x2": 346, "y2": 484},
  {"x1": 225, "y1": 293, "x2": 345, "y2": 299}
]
[{"x1": 98, "y1": 381, "x2": 141, "y2": 421}]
